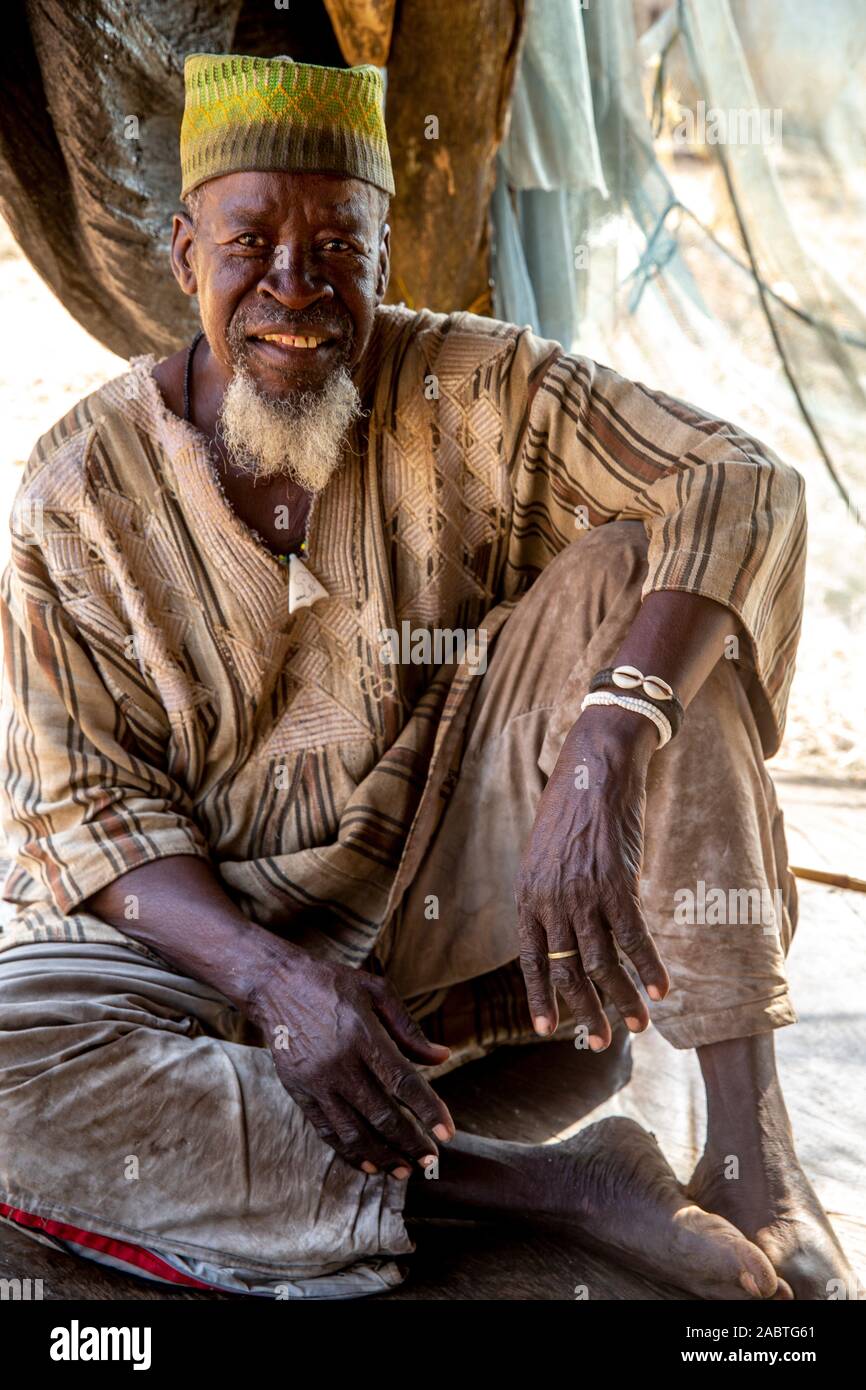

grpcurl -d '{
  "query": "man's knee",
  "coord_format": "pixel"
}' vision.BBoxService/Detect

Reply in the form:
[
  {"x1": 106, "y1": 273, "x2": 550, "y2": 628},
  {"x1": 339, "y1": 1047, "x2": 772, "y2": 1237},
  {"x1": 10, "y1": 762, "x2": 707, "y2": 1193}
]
[
  {"x1": 512, "y1": 522, "x2": 649, "y2": 655},
  {"x1": 561, "y1": 518, "x2": 649, "y2": 576},
  {"x1": 530, "y1": 519, "x2": 649, "y2": 601}
]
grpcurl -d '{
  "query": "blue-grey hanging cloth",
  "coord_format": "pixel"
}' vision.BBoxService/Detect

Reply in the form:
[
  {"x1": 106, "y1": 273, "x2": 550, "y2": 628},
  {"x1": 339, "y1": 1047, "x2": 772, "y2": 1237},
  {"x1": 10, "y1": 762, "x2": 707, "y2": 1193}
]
[{"x1": 492, "y1": 0, "x2": 607, "y2": 348}]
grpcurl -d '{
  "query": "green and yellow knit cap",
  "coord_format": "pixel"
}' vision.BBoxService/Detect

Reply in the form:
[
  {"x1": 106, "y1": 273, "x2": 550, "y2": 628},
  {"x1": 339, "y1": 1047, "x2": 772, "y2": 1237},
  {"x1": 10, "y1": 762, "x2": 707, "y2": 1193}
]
[{"x1": 180, "y1": 53, "x2": 395, "y2": 201}]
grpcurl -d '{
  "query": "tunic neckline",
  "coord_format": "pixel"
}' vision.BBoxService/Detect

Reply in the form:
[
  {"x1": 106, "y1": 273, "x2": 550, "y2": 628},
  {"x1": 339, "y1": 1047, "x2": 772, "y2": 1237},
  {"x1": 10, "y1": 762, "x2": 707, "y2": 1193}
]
[{"x1": 135, "y1": 355, "x2": 315, "y2": 592}]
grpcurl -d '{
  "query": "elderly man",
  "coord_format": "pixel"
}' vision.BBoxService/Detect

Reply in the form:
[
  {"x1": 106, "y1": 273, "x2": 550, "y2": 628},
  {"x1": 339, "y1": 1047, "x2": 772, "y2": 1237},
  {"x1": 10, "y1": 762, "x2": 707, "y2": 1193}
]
[{"x1": 0, "y1": 54, "x2": 852, "y2": 1300}]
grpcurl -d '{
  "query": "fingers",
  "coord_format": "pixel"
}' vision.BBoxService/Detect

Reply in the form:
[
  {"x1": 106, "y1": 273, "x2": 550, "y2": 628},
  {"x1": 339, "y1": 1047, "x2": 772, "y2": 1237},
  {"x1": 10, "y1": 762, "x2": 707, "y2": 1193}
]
[
  {"x1": 281, "y1": 978, "x2": 456, "y2": 1176},
  {"x1": 519, "y1": 870, "x2": 670, "y2": 1044},
  {"x1": 546, "y1": 957, "x2": 610, "y2": 1050},
  {"x1": 353, "y1": 1065, "x2": 442, "y2": 1169},
  {"x1": 362, "y1": 1014, "x2": 455, "y2": 1143},
  {"x1": 517, "y1": 909, "x2": 559, "y2": 1036},
  {"x1": 578, "y1": 906, "x2": 650, "y2": 1032},
  {"x1": 390, "y1": 1066, "x2": 455, "y2": 1143},
  {"x1": 326, "y1": 1069, "x2": 442, "y2": 1177},
  {"x1": 368, "y1": 979, "x2": 452, "y2": 1065},
  {"x1": 518, "y1": 912, "x2": 615, "y2": 1048},
  {"x1": 533, "y1": 906, "x2": 613, "y2": 1047},
  {"x1": 365, "y1": 979, "x2": 456, "y2": 1141},
  {"x1": 326, "y1": 1093, "x2": 411, "y2": 1174},
  {"x1": 294, "y1": 1070, "x2": 445, "y2": 1177},
  {"x1": 299, "y1": 1086, "x2": 418, "y2": 1177},
  {"x1": 523, "y1": 900, "x2": 657, "y2": 1046},
  {"x1": 292, "y1": 1093, "x2": 363, "y2": 1166},
  {"x1": 603, "y1": 885, "x2": 670, "y2": 1003}
]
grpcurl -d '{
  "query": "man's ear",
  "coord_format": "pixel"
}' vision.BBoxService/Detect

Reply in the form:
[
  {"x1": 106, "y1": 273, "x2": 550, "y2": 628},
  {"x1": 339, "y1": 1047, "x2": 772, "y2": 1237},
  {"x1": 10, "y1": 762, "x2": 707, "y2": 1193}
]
[{"x1": 170, "y1": 213, "x2": 198, "y2": 298}]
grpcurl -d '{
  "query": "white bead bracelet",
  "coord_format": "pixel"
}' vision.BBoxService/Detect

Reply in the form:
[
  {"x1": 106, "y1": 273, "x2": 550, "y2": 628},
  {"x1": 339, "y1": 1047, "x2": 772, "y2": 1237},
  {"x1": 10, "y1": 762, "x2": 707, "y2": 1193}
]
[{"x1": 580, "y1": 690, "x2": 673, "y2": 748}]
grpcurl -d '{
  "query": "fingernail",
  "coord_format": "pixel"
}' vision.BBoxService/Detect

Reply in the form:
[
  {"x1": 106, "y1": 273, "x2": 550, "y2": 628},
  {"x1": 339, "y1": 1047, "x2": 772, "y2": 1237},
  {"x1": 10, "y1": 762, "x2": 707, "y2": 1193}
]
[
  {"x1": 392, "y1": 1166, "x2": 411, "y2": 1180},
  {"x1": 433, "y1": 1123, "x2": 452, "y2": 1142},
  {"x1": 648, "y1": 984, "x2": 663, "y2": 1001},
  {"x1": 624, "y1": 1016, "x2": 643, "y2": 1032},
  {"x1": 420, "y1": 1154, "x2": 437, "y2": 1168},
  {"x1": 740, "y1": 1271, "x2": 762, "y2": 1299},
  {"x1": 361, "y1": 1161, "x2": 379, "y2": 1174},
  {"x1": 534, "y1": 1015, "x2": 553, "y2": 1036},
  {"x1": 588, "y1": 1034, "x2": 607, "y2": 1051}
]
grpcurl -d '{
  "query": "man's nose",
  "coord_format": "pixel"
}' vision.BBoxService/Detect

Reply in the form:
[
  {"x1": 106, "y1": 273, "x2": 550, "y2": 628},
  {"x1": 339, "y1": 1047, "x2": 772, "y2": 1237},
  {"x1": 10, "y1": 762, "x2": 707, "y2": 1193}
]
[{"x1": 256, "y1": 244, "x2": 332, "y2": 309}]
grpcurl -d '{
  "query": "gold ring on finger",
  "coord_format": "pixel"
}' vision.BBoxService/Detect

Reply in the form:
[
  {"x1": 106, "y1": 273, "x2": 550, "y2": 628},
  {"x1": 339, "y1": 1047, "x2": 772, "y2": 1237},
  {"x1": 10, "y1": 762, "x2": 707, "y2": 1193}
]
[{"x1": 547, "y1": 948, "x2": 580, "y2": 960}]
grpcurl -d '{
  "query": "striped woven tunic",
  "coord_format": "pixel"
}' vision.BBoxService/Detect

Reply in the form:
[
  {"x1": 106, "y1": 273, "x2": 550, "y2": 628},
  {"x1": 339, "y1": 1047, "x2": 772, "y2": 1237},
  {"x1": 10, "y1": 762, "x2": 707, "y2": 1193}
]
[{"x1": 0, "y1": 304, "x2": 806, "y2": 959}]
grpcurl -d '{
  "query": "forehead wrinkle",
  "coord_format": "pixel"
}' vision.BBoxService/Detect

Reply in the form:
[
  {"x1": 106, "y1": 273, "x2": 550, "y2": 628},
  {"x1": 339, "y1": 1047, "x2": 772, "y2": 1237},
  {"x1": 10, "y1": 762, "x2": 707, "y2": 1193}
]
[
  {"x1": 213, "y1": 196, "x2": 373, "y2": 231},
  {"x1": 216, "y1": 205, "x2": 276, "y2": 227}
]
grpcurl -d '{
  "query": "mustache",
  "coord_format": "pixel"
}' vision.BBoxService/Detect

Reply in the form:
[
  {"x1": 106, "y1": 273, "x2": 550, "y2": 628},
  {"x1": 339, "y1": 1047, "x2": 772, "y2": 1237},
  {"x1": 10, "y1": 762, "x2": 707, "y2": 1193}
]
[{"x1": 227, "y1": 306, "x2": 350, "y2": 347}]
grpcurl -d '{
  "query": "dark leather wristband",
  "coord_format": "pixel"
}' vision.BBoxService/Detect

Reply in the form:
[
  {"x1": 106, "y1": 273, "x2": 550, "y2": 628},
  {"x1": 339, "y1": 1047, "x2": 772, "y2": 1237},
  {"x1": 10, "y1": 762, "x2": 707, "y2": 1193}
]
[{"x1": 588, "y1": 666, "x2": 685, "y2": 739}]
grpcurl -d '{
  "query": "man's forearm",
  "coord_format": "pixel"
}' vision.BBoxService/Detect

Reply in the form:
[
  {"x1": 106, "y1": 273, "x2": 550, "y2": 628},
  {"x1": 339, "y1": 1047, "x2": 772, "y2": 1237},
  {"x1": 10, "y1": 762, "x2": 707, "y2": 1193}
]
[
  {"x1": 611, "y1": 589, "x2": 740, "y2": 708},
  {"x1": 572, "y1": 588, "x2": 740, "y2": 751},
  {"x1": 85, "y1": 854, "x2": 455, "y2": 1173},
  {"x1": 83, "y1": 855, "x2": 292, "y2": 1013}
]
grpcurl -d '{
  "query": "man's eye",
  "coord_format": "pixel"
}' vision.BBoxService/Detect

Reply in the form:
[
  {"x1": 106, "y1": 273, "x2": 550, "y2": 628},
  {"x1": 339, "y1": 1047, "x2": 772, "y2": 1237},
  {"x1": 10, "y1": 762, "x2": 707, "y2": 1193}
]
[
  {"x1": 322, "y1": 239, "x2": 351, "y2": 252},
  {"x1": 236, "y1": 234, "x2": 267, "y2": 249}
]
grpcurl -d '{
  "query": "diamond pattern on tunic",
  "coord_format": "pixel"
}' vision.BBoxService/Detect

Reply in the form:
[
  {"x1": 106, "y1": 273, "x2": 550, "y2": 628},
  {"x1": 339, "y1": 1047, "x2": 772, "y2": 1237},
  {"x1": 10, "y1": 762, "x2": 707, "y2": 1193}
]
[
  {"x1": 214, "y1": 625, "x2": 273, "y2": 698},
  {"x1": 140, "y1": 514, "x2": 208, "y2": 616},
  {"x1": 377, "y1": 339, "x2": 512, "y2": 630},
  {"x1": 266, "y1": 681, "x2": 374, "y2": 756},
  {"x1": 64, "y1": 594, "x2": 130, "y2": 650}
]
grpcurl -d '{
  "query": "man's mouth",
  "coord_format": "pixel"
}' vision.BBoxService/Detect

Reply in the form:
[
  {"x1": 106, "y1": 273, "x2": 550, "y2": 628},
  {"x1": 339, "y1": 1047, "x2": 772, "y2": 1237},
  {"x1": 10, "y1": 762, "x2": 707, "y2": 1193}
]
[{"x1": 248, "y1": 331, "x2": 338, "y2": 353}]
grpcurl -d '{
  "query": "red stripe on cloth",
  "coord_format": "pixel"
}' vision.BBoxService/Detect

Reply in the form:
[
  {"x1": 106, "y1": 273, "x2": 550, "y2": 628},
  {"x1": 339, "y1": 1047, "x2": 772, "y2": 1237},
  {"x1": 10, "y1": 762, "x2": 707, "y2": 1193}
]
[{"x1": 0, "y1": 1201, "x2": 214, "y2": 1290}]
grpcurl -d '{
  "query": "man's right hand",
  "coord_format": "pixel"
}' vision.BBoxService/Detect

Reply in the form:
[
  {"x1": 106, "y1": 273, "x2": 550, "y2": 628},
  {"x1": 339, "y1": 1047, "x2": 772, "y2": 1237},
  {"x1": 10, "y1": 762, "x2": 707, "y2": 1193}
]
[
  {"x1": 247, "y1": 948, "x2": 455, "y2": 1177},
  {"x1": 84, "y1": 855, "x2": 455, "y2": 1178}
]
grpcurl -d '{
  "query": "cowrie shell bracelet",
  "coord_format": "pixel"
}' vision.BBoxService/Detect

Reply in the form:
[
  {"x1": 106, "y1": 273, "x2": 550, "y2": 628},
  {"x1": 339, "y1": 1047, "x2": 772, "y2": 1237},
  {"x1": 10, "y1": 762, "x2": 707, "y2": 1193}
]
[
  {"x1": 584, "y1": 665, "x2": 685, "y2": 745},
  {"x1": 610, "y1": 665, "x2": 674, "y2": 701}
]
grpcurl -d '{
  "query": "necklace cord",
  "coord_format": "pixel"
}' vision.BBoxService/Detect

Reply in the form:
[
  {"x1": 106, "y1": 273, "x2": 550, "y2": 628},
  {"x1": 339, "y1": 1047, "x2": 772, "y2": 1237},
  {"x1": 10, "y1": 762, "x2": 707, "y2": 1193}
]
[{"x1": 183, "y1": 330, "x2": 204, "y2": 424}]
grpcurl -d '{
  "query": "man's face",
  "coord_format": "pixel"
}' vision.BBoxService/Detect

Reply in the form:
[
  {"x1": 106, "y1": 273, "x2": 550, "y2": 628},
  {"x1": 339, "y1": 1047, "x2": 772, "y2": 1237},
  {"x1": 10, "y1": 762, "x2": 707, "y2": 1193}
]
[{"x1": 172, "y1": 169, "x2": 390, "y2": 398}]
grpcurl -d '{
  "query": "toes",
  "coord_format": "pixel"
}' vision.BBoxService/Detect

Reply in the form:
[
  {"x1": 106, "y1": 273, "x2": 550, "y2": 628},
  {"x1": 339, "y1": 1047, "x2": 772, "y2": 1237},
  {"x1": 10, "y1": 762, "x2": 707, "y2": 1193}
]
[
  {"x1": 737, "y1": 1239, "x2": 780, "y2": 1300},
  {"x1": 673, "y1": 1205, "x2": 780, "y2": 1300}
]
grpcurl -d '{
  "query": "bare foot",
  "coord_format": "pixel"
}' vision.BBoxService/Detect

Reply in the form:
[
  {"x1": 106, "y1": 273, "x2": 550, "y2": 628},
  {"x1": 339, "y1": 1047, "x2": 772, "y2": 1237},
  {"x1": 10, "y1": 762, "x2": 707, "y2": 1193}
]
[
  {"x1": 545, "y1": 1118, "x2": 787, "y2": 1300},
  {"x1": 410, "y1": 1118, "x2": 787, "y2": 1299},
  {"x1": 696, "y1": 1032, "x2": 859, "y2": 1300},
  {"x1": 687, "y1": 1145, "x2": 859, "y2": 1301}
]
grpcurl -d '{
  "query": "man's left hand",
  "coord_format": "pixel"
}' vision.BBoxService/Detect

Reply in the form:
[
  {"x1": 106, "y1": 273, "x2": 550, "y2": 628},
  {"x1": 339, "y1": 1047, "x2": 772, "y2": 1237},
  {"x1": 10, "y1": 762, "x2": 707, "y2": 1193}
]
[{"x1": 515, "y1": 704, "x2": 671, "y2": 1049}]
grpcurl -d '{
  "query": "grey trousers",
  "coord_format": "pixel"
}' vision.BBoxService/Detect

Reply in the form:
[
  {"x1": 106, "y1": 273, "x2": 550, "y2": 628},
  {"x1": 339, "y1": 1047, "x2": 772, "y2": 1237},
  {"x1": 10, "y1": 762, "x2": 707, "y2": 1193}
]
[{"x1": 0, "y1": 523, "x2": 798, "y2": 1296}]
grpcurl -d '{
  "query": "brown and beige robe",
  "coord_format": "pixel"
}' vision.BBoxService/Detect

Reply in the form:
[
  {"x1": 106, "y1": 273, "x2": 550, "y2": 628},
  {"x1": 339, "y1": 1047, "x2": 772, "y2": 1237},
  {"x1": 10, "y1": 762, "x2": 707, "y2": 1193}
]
[{"x1": 0, "y1": 304, "x2": 805, "y2": 1294}]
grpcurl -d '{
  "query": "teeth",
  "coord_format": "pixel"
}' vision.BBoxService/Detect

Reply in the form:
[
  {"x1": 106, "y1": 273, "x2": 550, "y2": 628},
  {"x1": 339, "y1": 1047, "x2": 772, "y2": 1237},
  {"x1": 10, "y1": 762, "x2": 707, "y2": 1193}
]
[{"x1": 261, "y1": 333, "x2": 323, "y2": 349}]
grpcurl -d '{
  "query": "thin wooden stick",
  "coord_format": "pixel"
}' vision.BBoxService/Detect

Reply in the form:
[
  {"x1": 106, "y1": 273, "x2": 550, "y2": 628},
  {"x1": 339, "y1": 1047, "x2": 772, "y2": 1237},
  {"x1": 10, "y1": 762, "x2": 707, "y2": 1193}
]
[{"x1": 791, "y1": 865, "x2": 866, "y2": 894}]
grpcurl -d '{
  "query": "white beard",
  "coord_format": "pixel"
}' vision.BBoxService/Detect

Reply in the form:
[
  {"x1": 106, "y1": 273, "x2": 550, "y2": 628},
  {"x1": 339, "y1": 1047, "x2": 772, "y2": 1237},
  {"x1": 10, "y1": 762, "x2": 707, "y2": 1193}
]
[{"x1": 216, "y1": 364, "x2": 364, "y2": 491}]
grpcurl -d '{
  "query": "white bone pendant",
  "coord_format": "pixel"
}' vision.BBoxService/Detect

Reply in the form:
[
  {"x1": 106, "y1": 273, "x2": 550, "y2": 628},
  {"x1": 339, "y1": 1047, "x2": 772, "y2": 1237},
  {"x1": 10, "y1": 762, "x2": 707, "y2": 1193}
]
[{"x1": 287, "y1": 553, "x2": 328, "y2": 614}]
